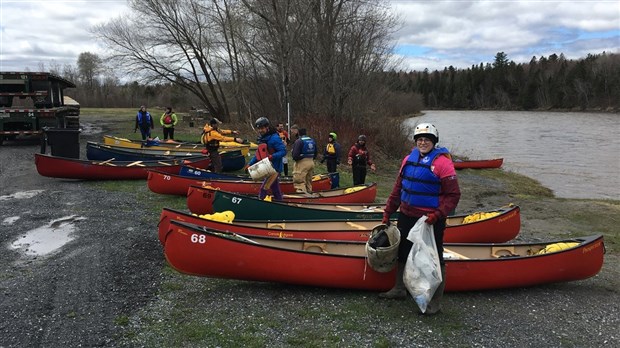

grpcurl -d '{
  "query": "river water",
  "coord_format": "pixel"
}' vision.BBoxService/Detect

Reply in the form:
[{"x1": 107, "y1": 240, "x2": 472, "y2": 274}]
[{"x1": 405, "y1": 110, "x2": 620, "y2": 200}]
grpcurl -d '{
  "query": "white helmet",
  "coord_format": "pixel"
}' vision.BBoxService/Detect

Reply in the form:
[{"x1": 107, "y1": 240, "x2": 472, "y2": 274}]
[{"x1": 414, "y1": 123, "x2": 439, "y2": 144}]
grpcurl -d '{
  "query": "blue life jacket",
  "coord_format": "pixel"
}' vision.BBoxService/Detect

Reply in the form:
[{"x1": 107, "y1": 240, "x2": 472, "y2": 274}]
[
  {"x1": 300, "y1": 136, "x2": 316, "y2": 159},
  {"x1": 137, "y1": 111, "x2": 151, "y2": 126},
  {"x1": 400, "y1": 147, "x2": 450, "y2": 208}
]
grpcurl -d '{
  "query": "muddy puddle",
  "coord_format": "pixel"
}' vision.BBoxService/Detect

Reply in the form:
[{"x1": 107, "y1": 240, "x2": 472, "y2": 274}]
[
  {"x1": 0, "y1": 190, "x2": 45, "y2": 201},
  {"x1": 2, "y1": 216, "x2": 21, "y2": 225},
  {"x1": 10, "y1": 215, "x2": 86, "y2": 257}
]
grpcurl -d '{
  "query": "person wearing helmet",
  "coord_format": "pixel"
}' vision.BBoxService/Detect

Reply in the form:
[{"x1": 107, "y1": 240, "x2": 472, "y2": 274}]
[
  {"x1": 276, "y1": 122, "x2": 291, "y2": 176},
  {"x1": 380, "y1": 122, "x2": 461, "y2": 315},
  {"x1": 200, "y1": 118, "x2": 244, "y2": 173},
  {"x1": 320, "y1": 132, "x2": 341, "y2": 174},
  {"x1": 247, "y1": 117, "x2": 287, "y2": 200},
  {"x1": 347, "y1": 134, "x2": 376, "y2": 185},
  {"x1": 291, "y1": 126, "x2": 317, "y2": 193}
]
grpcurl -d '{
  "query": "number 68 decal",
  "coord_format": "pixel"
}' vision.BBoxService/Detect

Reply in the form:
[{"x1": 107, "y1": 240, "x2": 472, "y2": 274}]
[{"x1": 190, "y1": 234, "x2": 206, "y2": 244}]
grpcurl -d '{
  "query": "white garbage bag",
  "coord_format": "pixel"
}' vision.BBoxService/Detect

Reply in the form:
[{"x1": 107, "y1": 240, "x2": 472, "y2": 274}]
[{"x1": 403, "y1": 215, "x2": 442, "y2": 313}]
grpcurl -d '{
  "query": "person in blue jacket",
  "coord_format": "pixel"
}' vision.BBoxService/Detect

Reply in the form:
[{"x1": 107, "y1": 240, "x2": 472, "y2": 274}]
[
  {"x1": 134, "y1": 105, "x2": 154, "y2": 140},
  {"x1": 247, "y1": 117, "x2": 287, "y2": 200},
  {"x1": 291, "y1": 126, "x2": 317, "y2": 193}
]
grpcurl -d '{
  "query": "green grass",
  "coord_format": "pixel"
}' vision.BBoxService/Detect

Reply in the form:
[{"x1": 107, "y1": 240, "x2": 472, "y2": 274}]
[{"x1": 114, "y1": 315, "x2": 130, "y2": 326}]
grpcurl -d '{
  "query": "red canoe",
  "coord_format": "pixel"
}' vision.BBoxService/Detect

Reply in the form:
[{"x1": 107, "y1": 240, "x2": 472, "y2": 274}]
[
  {"x1": 164, "y1": 220, "x2": 396, "y2": 291},
  {"x1": 186, "y1": 183, "x2": 378, "y2": 214},
  {"x1": 444, "y1": 234, "x2": 604, "y2": 292},
  {"x1": 34, "y1": 153, "x2": 211, "y2": 180},
  {"x1": 163, "y1": 220, "x2": 604, "y2": 292},
  {"x1": 453, "y1": 158, "x2": 503, "y2": 169},
  {"x1": 158, "y1": 204, "x2": 520, "y2": 246},
  {"x1": 146, "y1": 170, "x2": 333, "y2": 196}
]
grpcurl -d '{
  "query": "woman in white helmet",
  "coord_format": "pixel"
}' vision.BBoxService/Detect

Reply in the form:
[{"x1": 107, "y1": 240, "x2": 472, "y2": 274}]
[{"x1": 380, "y1": 122, "x2": 461, "y2": 315}]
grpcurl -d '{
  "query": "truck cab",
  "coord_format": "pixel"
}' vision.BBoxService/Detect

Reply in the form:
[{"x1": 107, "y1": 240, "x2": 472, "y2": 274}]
[{"x1": 0, "y1": 72, "x2": 80, "y2": 145}]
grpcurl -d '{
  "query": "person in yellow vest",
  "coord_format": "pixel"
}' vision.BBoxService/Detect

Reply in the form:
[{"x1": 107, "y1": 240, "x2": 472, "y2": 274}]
[
  {"x1": 159, "y1": 106, "x2": 178, "y2": 141},
  {"x1": 201, "y1": 118, "x2": 244, "y2": 172},
  {"x1": 320, "y1": 132, "x2": 341, "y2": 174}
]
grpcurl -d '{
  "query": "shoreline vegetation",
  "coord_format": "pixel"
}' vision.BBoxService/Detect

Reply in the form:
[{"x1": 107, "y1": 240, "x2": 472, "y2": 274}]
[{"x1": 80, "y1": 108, "x2": 618, "y2": 346}]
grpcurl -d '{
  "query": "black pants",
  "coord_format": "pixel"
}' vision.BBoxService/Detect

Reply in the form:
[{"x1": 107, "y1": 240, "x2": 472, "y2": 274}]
[
  {"x1": 208, "y1": 149, "x2": 223, "y2": 173},
  {"x1": 352, "y1": 165, "x2": 367, "y2": 185},
  {"x1": 396, "y1": 213, "x2": 446, "y2": 265},
  {"x1": 163, "y1": 127, "x2": 174, "y2": 140},
  {"x1": 138, "y1": 126, "x2": 151, "y2": 140},
  {"x1": 326, "y1": 158, "x2": 338, "y2": 173}
]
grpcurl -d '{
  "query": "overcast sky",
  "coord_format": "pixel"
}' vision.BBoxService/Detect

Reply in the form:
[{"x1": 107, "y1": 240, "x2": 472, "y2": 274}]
[{"x1": 1, "y1": 0, "x2": 618, "y2": 74}]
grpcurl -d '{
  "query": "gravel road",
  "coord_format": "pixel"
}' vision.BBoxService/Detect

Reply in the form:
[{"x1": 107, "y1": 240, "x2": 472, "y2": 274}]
[
  {"x1": 0, "y1": 123, "x2": 618, "y2": 347},
  {"x1": 0, "y1": 129, "x2": 162, "y2": 347}
]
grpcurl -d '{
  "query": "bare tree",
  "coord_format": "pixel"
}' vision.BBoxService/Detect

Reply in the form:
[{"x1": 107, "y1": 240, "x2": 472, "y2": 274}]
[
  {"x1": 93, "y1": 0, "x2": 240, "y2": 120},
  {"x1": 240, "y1": 0, "x2": 397, "y2": 119},
  {"x1": 93, "y1": 0, "x2": 397, "y2": 121}
]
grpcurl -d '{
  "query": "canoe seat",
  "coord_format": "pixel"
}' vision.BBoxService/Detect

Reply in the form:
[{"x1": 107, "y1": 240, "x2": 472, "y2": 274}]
[
  {"x1": 346, "y1": 222, "x2": 367, "y2": 230},
  {"x1": 267, "y1": 223, "x2": 286, "y2": 229},
  {"x1": 303, "y1": 242, "x2": 328, "y2": 253},
  {"x1": 492, "y1": 246, "x2": 519, "y2": 258},
  {"x1": 443, "y1": 248, "x2": 469, "y2": 260}
]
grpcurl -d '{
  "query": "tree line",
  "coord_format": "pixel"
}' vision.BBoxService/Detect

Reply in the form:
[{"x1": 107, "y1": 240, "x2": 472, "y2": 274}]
[{"x1": 384, "y1": 51, "x2": 619, "y2": 111}]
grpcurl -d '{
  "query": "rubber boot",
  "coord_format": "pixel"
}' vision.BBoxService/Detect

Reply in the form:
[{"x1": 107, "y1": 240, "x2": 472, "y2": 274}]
[
  {"x1": 424, "y1": 264, "x2": 446, "y2": 315},
  {"x1": 379, "y1": 262, "x2": 407, "y2": 299}
]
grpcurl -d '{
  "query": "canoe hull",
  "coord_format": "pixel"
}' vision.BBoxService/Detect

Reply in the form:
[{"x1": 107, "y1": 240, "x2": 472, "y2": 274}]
[
  {"x1": 198, "y1": 189, "x2": 520, "y2": 242},
  {"x1": 87, "y1": 141, "x2": 206, "y2": 161},
  {"x1": 445, "y1": 235, "x2": 605, "y2": 292},
  {"x1": 34, "y1": 153, "x2": 211, "y2": 180},
  {"x1": 453, "y1": 158, "x2": 503, "y2": 169},
  {"x1": 157, "y1": 205, "x2": 520, "y2": 246},
  {"x1": 103, "y1": 135, "x2": 250, "y2": 156},
  {"x1": 209, "y1": 189, "x2": 386, "y2": 220},
  {"x1": 445, "y1": 205, "x2": 520, "y2": 243},
  {"x1": 186, "y1": 184, "x2": 378, "y2": 213},
  {"x1": 147, "y1": 170, "x2": 332, "y2": 196},
  {"x1": 87, "y1": 141, "x2": 244, "y2": 171},
  {"x1": 164, "y1": 221, "x2": 396, "y2": 291},
  {"x1": 164, "y1": 221, "x2": 604, "y2": 292},
  {"x1": 158, "y1": 208, "x2": 373, "y2": 245}
]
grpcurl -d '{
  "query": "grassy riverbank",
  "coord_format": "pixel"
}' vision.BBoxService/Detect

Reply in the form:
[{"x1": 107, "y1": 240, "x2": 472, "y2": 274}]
[{"x1": 81, "y1": 108, "x2": 619, "y2": 347}]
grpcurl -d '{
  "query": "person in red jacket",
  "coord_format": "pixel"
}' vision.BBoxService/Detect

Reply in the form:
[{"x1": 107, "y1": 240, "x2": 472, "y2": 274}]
[
  {"x1": 380, "y1": 123, "x2": 461, "y2": 315},
  {"x1": 347, "y1": 135, "x2": 376, "y2": 185},
  {"x1": 276, "y1": 122, "x2": 290, "y2": 176}
]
